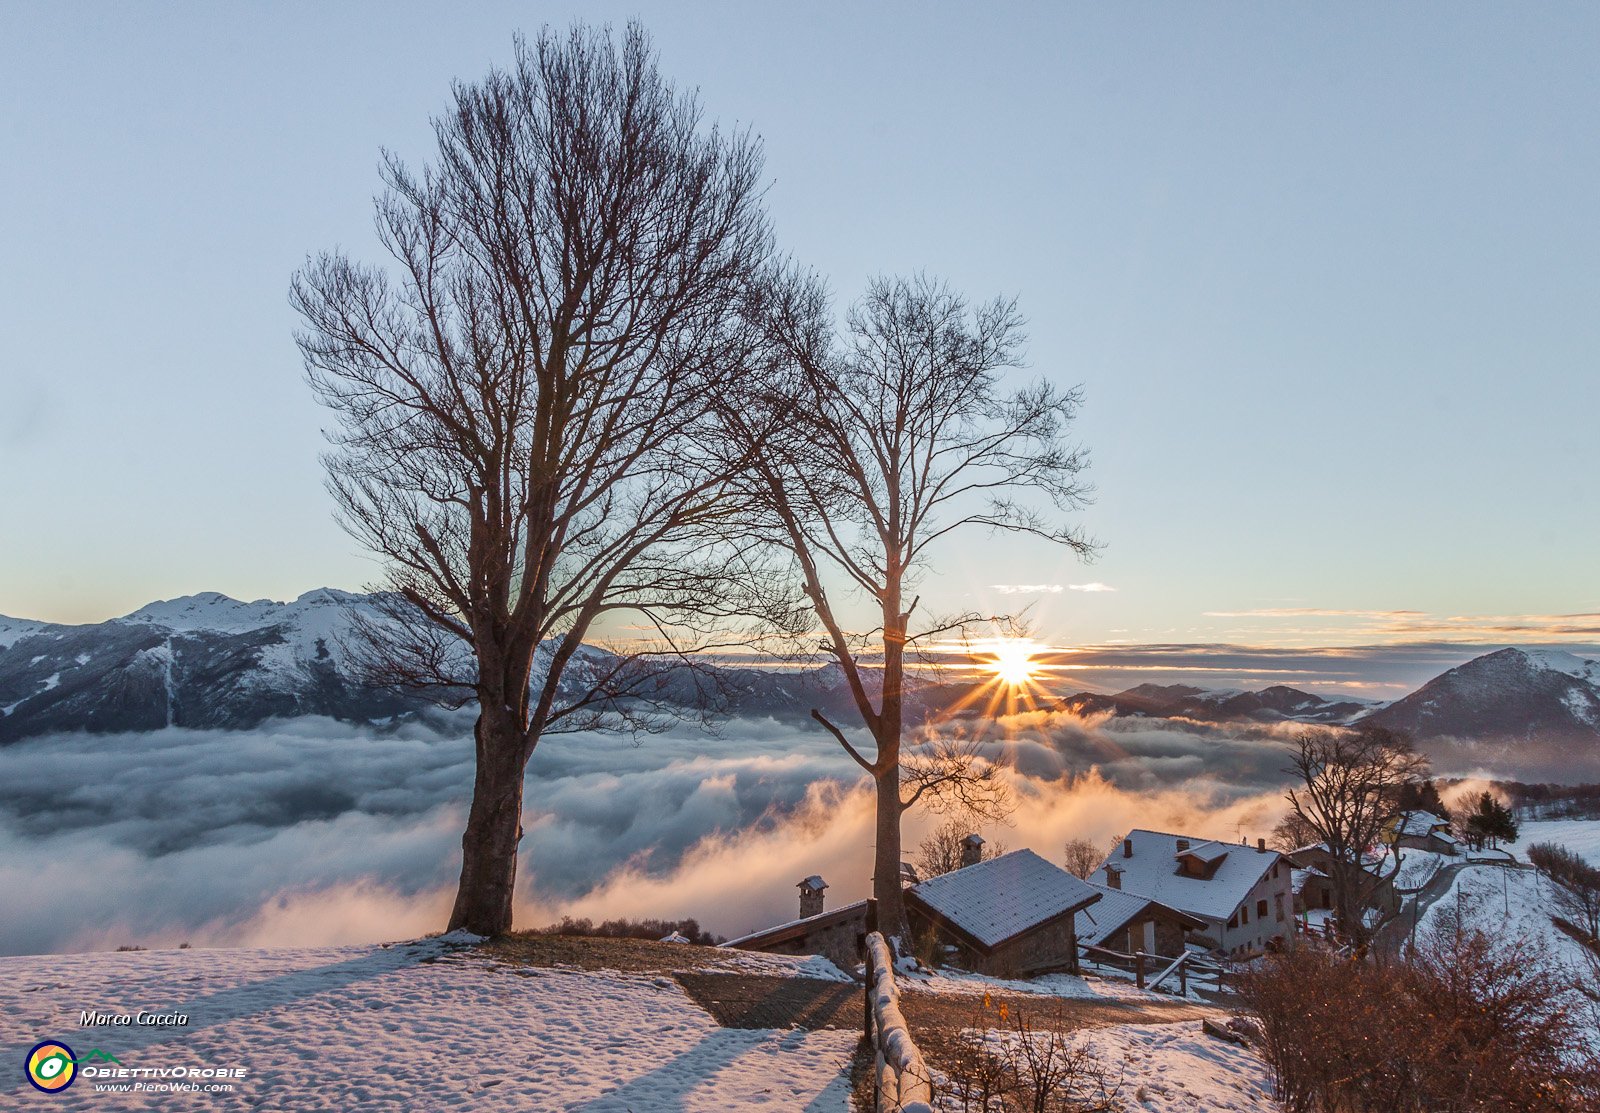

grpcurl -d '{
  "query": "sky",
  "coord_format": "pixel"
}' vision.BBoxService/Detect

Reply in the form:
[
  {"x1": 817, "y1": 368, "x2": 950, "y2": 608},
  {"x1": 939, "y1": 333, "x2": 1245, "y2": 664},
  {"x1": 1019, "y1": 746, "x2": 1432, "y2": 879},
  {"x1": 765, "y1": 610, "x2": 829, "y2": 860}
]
[{"x1": 2, "y1": 3, "x2": 1597, "y2": 654}]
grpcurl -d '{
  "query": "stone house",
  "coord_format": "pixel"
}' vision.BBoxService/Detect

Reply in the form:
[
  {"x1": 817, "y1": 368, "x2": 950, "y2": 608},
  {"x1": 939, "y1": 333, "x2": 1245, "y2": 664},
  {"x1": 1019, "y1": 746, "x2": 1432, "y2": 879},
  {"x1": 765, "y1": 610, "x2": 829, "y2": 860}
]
[
  {"x1": 722, "y1": 875, "x2": 869, "y2": 972},
  {"x1": 1287, "y1": 843, "x2": 1401, "y2": 925},
  {"x1": 1077, "y1": 882, "x2": 1205, "y2": 959},
  {"x1": 1387, "y1": 811, "x2": 1459, "y2": 856},
  {"x1": 1096, "y1": 830, "x2": 1295, "y2": 958},
  {"x1": 903, "y1": 849, "x2": 1102, "y2": 977}
]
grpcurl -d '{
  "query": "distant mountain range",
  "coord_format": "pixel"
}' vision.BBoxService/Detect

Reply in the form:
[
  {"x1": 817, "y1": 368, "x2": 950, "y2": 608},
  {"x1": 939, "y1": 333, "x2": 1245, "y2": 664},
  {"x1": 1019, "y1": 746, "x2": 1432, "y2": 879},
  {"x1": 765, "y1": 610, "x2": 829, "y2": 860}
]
[{"x1": 2, "y1": 591, "x2": 1598, "y2": 777}]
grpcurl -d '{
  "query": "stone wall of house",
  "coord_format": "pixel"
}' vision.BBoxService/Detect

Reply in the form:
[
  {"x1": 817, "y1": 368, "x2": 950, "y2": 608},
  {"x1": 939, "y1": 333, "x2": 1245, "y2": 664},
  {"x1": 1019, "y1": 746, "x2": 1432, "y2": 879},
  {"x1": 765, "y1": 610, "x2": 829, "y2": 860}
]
[
  {"x1": 742, "y1": 909, "x2": 867, "y2": 972},
  {"x1": 1110, "y1": 913, "x2": 1187, "y2": 958},
  {"x1": 984, "y1": 916, "x2": 1080, "y2": 977}
]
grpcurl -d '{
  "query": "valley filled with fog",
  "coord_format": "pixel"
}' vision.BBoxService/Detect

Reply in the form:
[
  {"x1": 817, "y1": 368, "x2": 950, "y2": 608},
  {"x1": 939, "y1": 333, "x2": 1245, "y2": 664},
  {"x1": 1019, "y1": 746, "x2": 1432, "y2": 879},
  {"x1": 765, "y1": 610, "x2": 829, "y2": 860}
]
[{"x1": 0, "y1": 708, "x2": 1300, "y2": 955}]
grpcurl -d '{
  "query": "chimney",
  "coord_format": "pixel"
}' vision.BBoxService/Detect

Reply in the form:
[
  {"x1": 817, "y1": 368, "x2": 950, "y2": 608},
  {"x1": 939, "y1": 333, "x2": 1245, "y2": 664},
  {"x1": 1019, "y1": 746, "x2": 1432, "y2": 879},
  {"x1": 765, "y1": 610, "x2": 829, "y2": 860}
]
[
  {"x1": 1176, "y1": 838, "x2": 1190, "y2": 852},
  {"x1": 797, "y1": 875, "x2": 827, "y2": 918},
  {"x1": 1122, "y1": 838, "x2": 1133, "y2": 859},
  {"x1": 961, "y1": 834, "x2": 985, "y2": 869},
  {"x1": 1257, "y1": 837, "x2": 1266, "y2": 852},
  {"x1": 899, "y1": 862, "x2": 920, "y2": 887},
  {"x1": 1103, "y1": 864, "x2": 1123, "y2": 890}
]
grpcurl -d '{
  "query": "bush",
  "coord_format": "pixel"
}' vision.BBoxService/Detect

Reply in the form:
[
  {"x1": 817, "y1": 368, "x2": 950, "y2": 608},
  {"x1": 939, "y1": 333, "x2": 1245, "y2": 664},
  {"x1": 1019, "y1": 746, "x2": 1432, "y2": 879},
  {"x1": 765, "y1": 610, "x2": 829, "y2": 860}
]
[
  {"x1": 535, "y1": 915, "x2": 721, "y2": 946},
  {"x1": 1527, "y1": 842, "x2": 1600, "y2": 941},
  {"x1": 1240, "y1": 930, "x2": 1599, "y2": 1112}
]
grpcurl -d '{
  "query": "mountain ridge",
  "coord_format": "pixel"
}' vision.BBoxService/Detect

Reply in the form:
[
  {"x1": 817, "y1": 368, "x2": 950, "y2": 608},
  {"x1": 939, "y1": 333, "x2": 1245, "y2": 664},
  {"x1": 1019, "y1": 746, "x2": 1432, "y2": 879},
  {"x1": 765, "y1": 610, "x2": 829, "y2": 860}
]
[{"x1": 2, "y1": 593, "x2": 1598, "y2": 779}]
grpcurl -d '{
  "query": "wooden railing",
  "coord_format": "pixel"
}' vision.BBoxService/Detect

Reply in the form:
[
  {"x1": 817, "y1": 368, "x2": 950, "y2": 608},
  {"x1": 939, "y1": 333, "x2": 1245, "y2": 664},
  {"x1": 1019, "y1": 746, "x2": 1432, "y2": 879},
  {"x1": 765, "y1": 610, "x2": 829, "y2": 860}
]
[
  {"x1": 863, "y1": 930, "x2": 935, "y2": 1113},
  {"x1": 1078, "y1": 942, "x2": 1223, "y2": 994}
]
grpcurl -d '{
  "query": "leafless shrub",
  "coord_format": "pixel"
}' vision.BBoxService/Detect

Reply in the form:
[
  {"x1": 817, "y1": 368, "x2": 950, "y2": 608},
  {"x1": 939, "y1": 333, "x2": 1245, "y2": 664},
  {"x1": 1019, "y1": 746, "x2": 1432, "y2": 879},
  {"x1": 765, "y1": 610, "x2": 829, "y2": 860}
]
[
  {"x1": 932, "y1": 1001, "x2": 1124, "y2": 1113},
  {"x1": 1240, "y1": 929, "x2": 1600, "y2": 1112}
]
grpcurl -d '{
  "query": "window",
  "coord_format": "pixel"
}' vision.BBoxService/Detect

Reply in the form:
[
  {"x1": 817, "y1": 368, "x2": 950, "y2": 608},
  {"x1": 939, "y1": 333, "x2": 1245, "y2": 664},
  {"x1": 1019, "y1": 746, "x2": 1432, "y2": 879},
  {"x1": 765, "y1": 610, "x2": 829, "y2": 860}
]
[
  {"x1": 1227, "y1": 914, "x2": 1237, "y2": 930},
  {"x1": 1257, "y1": 899, "x2": 1268, "y2": 918},
  {"x1": 1274, "y1": 895, "x2": 1284, "y2": 922},
  {"x1": 1240, "y1": 905, "x2": 1249, "y2": 925}
]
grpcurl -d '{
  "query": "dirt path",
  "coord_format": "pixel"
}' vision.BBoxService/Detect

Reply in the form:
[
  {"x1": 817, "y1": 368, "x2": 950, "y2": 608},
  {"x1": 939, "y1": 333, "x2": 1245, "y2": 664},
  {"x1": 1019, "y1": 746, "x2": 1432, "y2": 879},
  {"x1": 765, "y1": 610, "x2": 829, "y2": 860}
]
[{"x1": 899, "y1": 987, "x2": 1221, "y2": 1037}]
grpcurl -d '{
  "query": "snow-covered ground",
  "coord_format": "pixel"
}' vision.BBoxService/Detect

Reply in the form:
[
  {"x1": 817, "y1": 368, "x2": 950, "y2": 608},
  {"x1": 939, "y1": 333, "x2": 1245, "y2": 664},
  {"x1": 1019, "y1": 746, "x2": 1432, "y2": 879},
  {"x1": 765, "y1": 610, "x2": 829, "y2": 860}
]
[
  {"x1": 1512, "y1": 817, "x2": 1600, "y2": 866},
  {"x1": 0, "y1": 934, "x2": 857, "y2": 1111},
  {"x1": 1071, "y1": 1022, "x2": 1277, "y2": 1113},
  {"x1": 934, "y1": 1021, "x2": 1276, "y2": 1113},
  {"x1": 895, "y1": 959, "x2": 1187, "y2": 1003},
  {"x1": 1393, "y1": 847, "x2": 1453, "y2": 893},
  {"x1": 1415, "y1": 860, "x2": 1599, "y2": 1054}
]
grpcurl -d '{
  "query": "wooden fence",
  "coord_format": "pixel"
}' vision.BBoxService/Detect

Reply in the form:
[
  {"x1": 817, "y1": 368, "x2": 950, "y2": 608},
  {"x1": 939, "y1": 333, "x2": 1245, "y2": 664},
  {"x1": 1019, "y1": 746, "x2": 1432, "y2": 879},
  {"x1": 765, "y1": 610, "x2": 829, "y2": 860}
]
[
  {"x1": 863, "y1": 930, "x2": 935, "y2": 1113},
  {"x1": 1078, "y1": 942, "x2": 1224, "y2": 994}
]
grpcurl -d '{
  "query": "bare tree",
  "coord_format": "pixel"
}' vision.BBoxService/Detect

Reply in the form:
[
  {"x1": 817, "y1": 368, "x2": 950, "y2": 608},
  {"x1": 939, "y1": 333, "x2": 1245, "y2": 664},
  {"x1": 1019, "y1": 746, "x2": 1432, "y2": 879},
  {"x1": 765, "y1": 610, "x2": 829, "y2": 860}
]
[
  {"x1": 1283, "y1": 726, "x2": 1427, "y2": 954},
  {"x1": 1062, "y1": 838, "x2": 1103, "y2": 880},
  {"x1": 1269, "y1": 811, "x2": 1320, "y2": 854},
  {"x1": 915, "y1": 817, "x2": 1007, "y2": 880},
  {"x1": 731, "y1": 274, "x2": 1094, "y2": 936},
  {"x1": 291, "y1": 24, "x2": 774, "y2": 936}
]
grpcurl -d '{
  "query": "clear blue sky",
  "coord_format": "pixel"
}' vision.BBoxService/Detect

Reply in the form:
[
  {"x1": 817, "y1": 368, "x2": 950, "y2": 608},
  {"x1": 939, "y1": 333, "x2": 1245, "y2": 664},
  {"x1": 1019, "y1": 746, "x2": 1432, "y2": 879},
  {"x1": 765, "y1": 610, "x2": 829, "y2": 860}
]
[{"x1": 3, "y1": 3, "x2": 1596, "y2": 652}]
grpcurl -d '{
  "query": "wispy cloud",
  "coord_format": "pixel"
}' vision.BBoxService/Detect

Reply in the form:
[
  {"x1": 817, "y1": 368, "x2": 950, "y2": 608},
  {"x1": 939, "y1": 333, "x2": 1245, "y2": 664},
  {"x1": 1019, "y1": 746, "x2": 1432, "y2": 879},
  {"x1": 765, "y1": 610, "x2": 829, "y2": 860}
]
[
  {"x1": 990, "y1": 584, "x2": 1064, "y2": 595},
  {"x1": 1069, "y1": 583, "x2": 1118, "y2": 593},
  {"x1": 1203, "y1": 608, "x2": 1426, "y2": 619},
  {"x1": 1202, "y1": 606, "x2": 1600, "y2": 642}
]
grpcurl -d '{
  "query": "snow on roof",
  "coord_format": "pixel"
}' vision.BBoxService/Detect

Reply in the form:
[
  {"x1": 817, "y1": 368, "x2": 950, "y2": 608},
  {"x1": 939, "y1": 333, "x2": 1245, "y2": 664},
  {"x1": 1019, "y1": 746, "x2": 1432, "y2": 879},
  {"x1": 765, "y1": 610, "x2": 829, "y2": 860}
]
[
  {"x1": 1097, "y1": 830, "x2": 1282, "y2": 923},
  {"x1": 1077, "y1": 885, "x2": 1151, "y2": 947},
  {"x1": 724, "y1": 899, "x2": 869, "y2": 949},
  {"x1": 1177, "y1": 840, "x2": 1230, "y2": 864},
  {"x1": 1395, "y1": 812, "x2": 1451, "y2": 839},
  {"x1": 1290, "y1": 867, "x2": 1328, "y2": 893},
  {"x1": 907, "y1": 848, "x2": 1101, "y2": 950},
  {"x1": 797, "y1": 875, "x2": 827, "y2": 891}
]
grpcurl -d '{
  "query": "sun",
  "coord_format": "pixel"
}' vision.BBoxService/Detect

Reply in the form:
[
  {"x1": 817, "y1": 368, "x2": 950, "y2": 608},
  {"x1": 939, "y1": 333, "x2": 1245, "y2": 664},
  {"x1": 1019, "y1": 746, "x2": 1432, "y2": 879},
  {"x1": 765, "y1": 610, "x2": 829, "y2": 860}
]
[{"x1": 985, "y1": 640, "x2": 1039, "y2": 687}]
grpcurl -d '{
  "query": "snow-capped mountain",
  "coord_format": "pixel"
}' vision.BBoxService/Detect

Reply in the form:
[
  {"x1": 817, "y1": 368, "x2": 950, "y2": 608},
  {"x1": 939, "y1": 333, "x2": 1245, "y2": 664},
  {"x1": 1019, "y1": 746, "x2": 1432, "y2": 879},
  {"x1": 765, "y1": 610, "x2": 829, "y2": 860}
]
[
  {"x1": 1055, "y1": 683, "x2": 1376, "y2": 725},
  {"x1": 0, "y1": 590, "x2": 941, "y2": 742},
  {"x1": 1362, "y1": 647, "x2": 1600, "y2": 752},
  {"x1": 0, "y1": 590, "x2": 425, "y2": 741}
]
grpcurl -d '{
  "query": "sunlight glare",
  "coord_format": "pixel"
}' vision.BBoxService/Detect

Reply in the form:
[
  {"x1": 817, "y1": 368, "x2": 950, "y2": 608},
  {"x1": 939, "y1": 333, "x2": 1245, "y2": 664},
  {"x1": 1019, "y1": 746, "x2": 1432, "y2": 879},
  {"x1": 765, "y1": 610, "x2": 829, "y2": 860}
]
[{"x1": 986, "y1": 641, "x2": 1038, "y2": 687}]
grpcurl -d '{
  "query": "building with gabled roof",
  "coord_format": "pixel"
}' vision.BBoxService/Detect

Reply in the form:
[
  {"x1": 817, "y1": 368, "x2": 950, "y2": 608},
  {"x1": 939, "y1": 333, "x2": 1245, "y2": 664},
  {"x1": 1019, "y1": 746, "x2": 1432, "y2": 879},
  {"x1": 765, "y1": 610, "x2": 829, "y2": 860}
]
[
  {"x1": 1077, "y1": 883, "x2": 1206, "y2": 959},
  {"x1": 1386, "y1": 810, "x2": 1459, "y2": 856},
  {"x1": 1096, "y1": 830, "x2": 1294, "y2": 957},
  {"x1": 904, "y1": 848, "x2": 1102, "y2": 976}
]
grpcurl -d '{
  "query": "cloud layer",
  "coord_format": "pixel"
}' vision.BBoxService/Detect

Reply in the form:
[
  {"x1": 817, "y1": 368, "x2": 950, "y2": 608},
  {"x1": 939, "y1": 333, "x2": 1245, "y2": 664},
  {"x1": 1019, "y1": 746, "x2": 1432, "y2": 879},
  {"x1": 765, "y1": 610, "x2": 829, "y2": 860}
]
[{"x1": 0, "y1": 710, "x2": 1297, "y2": 955}]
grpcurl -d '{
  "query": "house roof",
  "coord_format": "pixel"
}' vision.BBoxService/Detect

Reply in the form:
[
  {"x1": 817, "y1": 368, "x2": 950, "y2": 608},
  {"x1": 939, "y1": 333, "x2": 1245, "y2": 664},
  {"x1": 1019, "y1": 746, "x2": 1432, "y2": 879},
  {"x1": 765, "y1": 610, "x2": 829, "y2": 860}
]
[
  {"x1": 1096, "y1": 829, "x2": 1284, "y2": 923},
  {"x1": 1394, "y1": 812, "x2": 1455, "y2": 842},
  {"x1": 905, "y1": 848, "x2": 1102, "y2": 951},
  {"x1": 1077, "y1": 883, "x2": 1206, "y2": 948},
  {"x1": 723, "y1": 898, "x2": 869, "y2": 950}
]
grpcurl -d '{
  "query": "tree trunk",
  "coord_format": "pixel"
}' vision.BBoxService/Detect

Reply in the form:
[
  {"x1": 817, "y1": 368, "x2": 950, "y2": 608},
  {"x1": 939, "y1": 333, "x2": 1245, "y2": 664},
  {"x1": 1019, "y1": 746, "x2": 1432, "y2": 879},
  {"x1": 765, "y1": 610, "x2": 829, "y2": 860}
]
[
  {"x1": 873, "y1": 762, "x2": 905, "y2": 940},
  {"x1": 447, "y1": 706, "x2": 529, "y2": 935}
]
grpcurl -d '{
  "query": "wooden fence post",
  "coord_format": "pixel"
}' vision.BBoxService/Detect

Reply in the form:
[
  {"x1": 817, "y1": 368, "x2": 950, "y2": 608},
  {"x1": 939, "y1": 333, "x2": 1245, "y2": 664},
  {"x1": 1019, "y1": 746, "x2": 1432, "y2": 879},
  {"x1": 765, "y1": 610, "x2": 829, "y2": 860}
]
[{"x1": 1135, "y1": 951, "x2": 1146, "y2": 989}]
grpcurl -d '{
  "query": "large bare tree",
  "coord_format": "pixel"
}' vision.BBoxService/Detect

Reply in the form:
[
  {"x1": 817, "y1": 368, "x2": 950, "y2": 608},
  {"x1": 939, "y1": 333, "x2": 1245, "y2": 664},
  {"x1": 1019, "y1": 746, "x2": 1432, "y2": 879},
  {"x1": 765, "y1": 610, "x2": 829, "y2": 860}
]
[
  {"x1": 734, "y1": 274, "x2": 1094, "y2": 936},
  {"x1": 1284, "y1": 725, "x2": 1427, "y2": 954},
  {"x1": 292, "y1": 24, "x2": 774, "y2": 936}
]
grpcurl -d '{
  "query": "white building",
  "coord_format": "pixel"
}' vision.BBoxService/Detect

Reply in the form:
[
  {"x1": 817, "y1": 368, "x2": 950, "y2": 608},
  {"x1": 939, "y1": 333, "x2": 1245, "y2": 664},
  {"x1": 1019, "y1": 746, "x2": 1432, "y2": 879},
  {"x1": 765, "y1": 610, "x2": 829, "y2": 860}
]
[{"x1": 1096, "y1": 829, "x2": 1295, "y2": 957}]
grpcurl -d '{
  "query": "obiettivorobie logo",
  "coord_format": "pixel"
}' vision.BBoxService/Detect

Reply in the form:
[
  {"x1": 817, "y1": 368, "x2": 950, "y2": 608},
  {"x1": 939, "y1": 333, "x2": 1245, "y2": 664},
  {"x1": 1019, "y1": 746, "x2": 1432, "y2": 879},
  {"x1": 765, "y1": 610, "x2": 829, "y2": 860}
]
[{"x1": 25, "y1": 1041, "x2": 122, "y2": 1094}]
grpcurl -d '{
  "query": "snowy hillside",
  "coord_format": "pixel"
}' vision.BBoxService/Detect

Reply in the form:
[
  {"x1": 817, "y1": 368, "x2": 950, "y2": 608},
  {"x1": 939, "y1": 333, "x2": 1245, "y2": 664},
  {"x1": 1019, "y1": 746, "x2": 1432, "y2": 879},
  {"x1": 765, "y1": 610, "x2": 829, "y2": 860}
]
[
  {"x1": 1364, "y1": 647, "x2": 1600, "y2": 772},
  {"x1": 0, "y1": 929, "x2": 1284, "y2": 1112},
  {"x1": 1, "y1": 933, "x2": 859, "y2": 1111}
]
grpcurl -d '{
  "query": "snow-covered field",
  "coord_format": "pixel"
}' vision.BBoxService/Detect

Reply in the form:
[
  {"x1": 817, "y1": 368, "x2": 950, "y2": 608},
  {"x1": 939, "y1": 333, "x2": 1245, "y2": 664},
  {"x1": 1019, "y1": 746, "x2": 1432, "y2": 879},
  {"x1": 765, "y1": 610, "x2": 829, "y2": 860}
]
[
  {"x1": 0, "y1": 933, "x2": 857, "y2": 1111},
  {"x1": 1512, "y1": 817, "x2": 1600, "y2": 866},
  {"x1": 1068, "y1": 1023, "x2": 1277, "y2": 1113},
  {"x1": 1416, "y1": 860, "x2": 1599, "y2": 1054}
]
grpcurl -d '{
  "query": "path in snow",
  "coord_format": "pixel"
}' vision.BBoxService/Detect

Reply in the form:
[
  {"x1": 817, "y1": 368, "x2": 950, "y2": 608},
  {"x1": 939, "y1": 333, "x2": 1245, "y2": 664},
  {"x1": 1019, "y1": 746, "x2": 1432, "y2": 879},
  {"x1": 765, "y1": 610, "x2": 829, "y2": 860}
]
[{"x1": 1, "y1": 933, "x2": 856, "y2": 1111}]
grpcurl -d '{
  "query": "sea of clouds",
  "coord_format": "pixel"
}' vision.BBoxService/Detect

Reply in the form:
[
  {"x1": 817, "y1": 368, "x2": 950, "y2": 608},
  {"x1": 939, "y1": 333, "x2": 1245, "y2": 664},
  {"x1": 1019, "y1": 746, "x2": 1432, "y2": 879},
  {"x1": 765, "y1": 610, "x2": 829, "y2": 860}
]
[{"x1": 0, "y1": 709, "x2": 1301, "y2": 955}]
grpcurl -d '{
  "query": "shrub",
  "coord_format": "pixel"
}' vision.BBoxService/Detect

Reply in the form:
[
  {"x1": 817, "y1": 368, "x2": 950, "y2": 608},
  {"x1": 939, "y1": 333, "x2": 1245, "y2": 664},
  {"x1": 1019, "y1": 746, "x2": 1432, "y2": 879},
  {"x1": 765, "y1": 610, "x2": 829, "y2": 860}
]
[
  {"x1": 1240, "y1": 929, "x2": 1599, "y2": 1112},
  {"x1": 535, "y1": 915, "x2": 721, "y2": 946}
]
